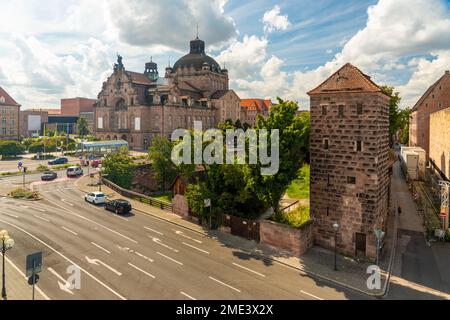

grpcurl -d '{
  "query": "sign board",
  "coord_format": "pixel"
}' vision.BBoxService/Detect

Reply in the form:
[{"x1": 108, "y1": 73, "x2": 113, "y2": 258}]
[
  {"x1": 204, "y1": 199, "x2": 211, "y2": 208},
  {"x1": 374, "y1": 229, "x2": 385, "y2": 240},
  {"x1": 26, "y1": 252, "x2": 43, "y2": 277},
  {"x1": 18, "y1": 161, "x2": 23, "y2": 169}
]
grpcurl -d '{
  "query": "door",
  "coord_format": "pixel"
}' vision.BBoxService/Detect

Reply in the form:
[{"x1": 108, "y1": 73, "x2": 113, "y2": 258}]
[{"x1": 355, "y1": 233, "x2": 366, "y2": 257}]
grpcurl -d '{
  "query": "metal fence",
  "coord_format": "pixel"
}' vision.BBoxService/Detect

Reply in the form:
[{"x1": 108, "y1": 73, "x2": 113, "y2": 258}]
[
  {"x1": 219, "y1": 213, "x2": 260, "y2": 242},
  {"x1": 102, "y1": 178, "x2": 173, "y2": 212}
]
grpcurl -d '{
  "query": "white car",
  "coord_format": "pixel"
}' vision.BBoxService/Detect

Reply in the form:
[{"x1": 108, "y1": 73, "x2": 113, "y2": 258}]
[
  {"x1": 67, "y1": 166, "x2": 83, "y2": 177},
  {"x1": 85, "y1": 192, "x2": 107, "y2": 205}
]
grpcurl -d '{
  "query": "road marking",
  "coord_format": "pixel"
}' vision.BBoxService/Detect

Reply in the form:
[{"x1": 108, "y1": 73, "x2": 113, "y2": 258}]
[
  {"x1": 85, "y1": 256, "x2": 122, "y2": 276},
  {"x1": 61, "y1": 199, "x2": 74, "y2": 206},
  {"x1": 209, "y1": 276, "x2": 241, "y2": 293},
  {"x1": 112, "y1": 214, "x2": 129, "y2": 222},
  {"x1": 128, "y1": 263, "x2": 156, "y2": 279},
  {"x1": 182, "y1": 242, "x2": 209, "y2": 255},
  {"x1": 149, "y1": 236, "x2": 179, "y2": 253},
  {"x1": 34, "y1": 215, "x2": 50, "y2": 222},
  {"x1": 173, "y1": 229, "x2": 202, "y2": 243},
  {"x1": 90, "y1": 242, "x2": 111, "y2": 254},
  {"x1": 232, "y1": 263, "x2": 266, "y2": 278},
  {"x1": 36, "y1": 208, "x2": 46, "y2": 212},
  {"x1": 20, "y1": 205, "x2": 29, "y2": 209},
  {"x1": 42, "y1": 197, "x2": 138, "y2": 243},
  {"x1": 156, "y1": 252, "x2": 183, "y2": 266},
  {"x1": 144, "y1": 226, "x2": 164, "y2": 235},
  {"x1": 47, "y1": 267, "x2": 74, "y2": 295},
  {"x1": 3, "y1": 212, "x2": 19, "y2": 218},
  {"x1": 180, "y1": 291, "x2": 196, "y2": 300},
  {"x1": 61, "y1": 226, "x2": 78, "y2": 236},
  {"x1": 300, "y1": 290, "x2": 324, "y2": 300},
  {"x1": 0, "y1": 218, "x2": 126, "y2": 300},
  {"x1": 134, "y1": 251, "x2": 154, "y2": 263}
]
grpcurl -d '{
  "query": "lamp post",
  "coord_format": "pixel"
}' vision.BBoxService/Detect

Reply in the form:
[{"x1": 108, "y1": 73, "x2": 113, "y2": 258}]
[
  {"x1": 98, "y1": 164, "x2": 102, "y2": 192},
  {"x1": 1, "y1": 230, "x2": 15, "y2": 300},
  {"x1": 332, "y1": 222, "x2": 339, "y2": 271}
]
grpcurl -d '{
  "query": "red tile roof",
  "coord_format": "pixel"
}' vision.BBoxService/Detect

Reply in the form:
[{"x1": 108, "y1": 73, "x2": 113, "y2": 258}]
[
  {"x1": 307, "y1": 63, "x2": 385, "y2": 95},
  {"x1": 241, "y1": 99, "x2": 273, "y2": 112},
  {"x1": 0, "y1": 86, "x2": 20, "y2": 106},
  {"x1": 412, "y1": 71, "x2": 450, "y2": 111},
  {"x1": 125, "y1": 71, "x2": 153, "y2": 85}
]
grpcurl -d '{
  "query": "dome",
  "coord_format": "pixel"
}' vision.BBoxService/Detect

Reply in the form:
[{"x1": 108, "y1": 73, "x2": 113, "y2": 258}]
[{"x1": 173, "y1": 38, "x2": 221, "y2": 73}]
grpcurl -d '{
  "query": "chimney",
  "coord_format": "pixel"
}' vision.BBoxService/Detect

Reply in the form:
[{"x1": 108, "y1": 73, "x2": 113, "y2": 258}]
[{"x1": 446, "y1": 70, "x2": 450, "y2": 75}]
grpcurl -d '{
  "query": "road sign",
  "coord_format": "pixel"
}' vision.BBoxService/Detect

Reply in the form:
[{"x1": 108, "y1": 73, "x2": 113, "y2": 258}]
[
  {"x1": 18, "y1": 161, "x2": 23, "y2": 168},
  {"x1": 204, "y1": 199, "x2": 211, "y2": 207},
  {"x1": 26, "y1": 252, "x2": 42, "y2": 277},
  {"x1": 374, "y1": 228, "x2": 385, "y2": 240}
]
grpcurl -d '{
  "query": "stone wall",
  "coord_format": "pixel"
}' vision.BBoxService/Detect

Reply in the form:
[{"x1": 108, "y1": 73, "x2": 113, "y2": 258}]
[
  {"x1": 260, "y1": 220, "x2": 314, "y2": 256},
  {"x1": 172, "y1": 194, "x2": 189, "y2": 218},
  {"x1": 430, "y1": 107, "x2": 450, "y2": 179}
]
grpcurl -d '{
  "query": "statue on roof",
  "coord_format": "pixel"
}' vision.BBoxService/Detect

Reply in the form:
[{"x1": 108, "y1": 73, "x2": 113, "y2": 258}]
[{"x1": 114, "y1": 53, "x2": 124, "y2": 72}]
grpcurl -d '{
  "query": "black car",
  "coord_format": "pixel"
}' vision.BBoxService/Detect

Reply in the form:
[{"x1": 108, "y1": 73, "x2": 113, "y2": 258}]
[
  {"x1": 41, "y1": 171, "x2": 58, "y2": 181},
  {"x1": 104, "y1": 199, "x2": 132, "y2": 214},
  {"x1": 48, "y1": 157, "x2": 69, "y2": 165}
]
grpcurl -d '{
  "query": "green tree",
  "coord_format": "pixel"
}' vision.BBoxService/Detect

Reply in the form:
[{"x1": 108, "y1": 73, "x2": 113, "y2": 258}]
[
  {"x1": 0, "y1": 141, "x2": 25, "y2": 157},
  {"x1": 102, "y1": 148, "x2": 135, "y2": 189},
  {"x1": 148, "y1": 136, "x2": 178, "y2": 191},
  {"x1": 77, "y1": 117, "x2": 90, "y2": 138},
  {"x1": 382, "y1": 85, "x2": 411, "y2": 146}
]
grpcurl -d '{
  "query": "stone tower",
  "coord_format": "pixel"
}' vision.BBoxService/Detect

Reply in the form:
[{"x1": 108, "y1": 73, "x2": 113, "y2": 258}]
[{"x1": 308, "y1": 63, "x2": 390, "y2": 260}]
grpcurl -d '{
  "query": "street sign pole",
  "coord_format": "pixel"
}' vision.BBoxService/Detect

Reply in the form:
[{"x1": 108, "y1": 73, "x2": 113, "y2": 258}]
[{"x1": 32, "y1": 260, "x2": 36, "y2": 301}]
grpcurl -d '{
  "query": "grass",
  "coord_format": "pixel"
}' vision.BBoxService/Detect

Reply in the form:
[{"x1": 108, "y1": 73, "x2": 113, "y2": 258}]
[
  {"x1": 272, "y1": 206, "x2": 311, "y2": 228},
  {"x1": 152, "y1": 192, "x2": 172, "y2": 203},
  {"x1": 286, "y1": 164, "x2": 310, "y2": 199},
  {"x1": 9, "y1": 188, "x2": 35, "y2": 199}
]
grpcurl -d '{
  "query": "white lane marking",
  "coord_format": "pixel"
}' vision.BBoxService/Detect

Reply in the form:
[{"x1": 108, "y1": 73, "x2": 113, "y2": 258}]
[
  {"x1": 182, "y1": 242, "x2": 209, "y2": 255},
  {"x1": 112, "y1": 214, "x2": 129, "y2": 222},
  {"x1": 300, "y1": 290, "x2": 324, "y2": 300},
  {"x1": 156, "y1": 252, "x2": 183, "y2": 266},
  {"x1": 47, "y1": 267, "x2": 74, "y2": 295},
  {"x1": 128, "y1": 263, "x2": 156, "y2": 279},
  {"x1": 232, "y1": 263, "x2": 266, "y2": 278},
  {"x1": 34, "y1": 215, "x2": 50, "y2": 222},
  {"x1": 144, "y1": 226, "x2": 164, "y2": 235},
  {"x1": 61, "y1": 199, "x2": 74, "y2": 206},
  {"x1": 209, "y1": 276, "x2": 241, "y2": 293},
  {"x1": 134, "y1": 251, "x2": 154, "y2": 263},
  {"x1": 61, "y1": 226, "x2": 78, "y2": 236},
  {"x1": 3, "y1": 212, "x2": 19, "y2": 218},
  {"x1": 0, "y1": 252, "x2": 50, "y2": 300},
  {"x1": 37, "y1": 208, "x2": 46, "y2": 212},
  {"x1": 90, "y1": 242, "x2": 111, "y2": 254},
  {"x1": 0, "y1": 218, "x2": 126, "y2": 300},
  {"x1": 149, "y1": 236, "x2": 179, "y2": 253},
  {"x1": 173, "y1": 230, "x2": 202, "y2": 243},
  {"x1": 85, "y1": 256, "x2": 122, "y2": 276},
  {"x1": 180, "y1": 291, "x2": 196, "y2": 300},
  {"x1": 43, "y1": 197, "x2": 138, "y2": 244},
  {"x1": 20, "y1": 205, "x2": 29, "y2": 209}
]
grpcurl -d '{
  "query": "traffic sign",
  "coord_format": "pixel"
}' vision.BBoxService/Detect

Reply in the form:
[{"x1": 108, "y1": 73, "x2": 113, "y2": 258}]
[
  {"x1": 204, "y1": 199, "x2": 211, "y2": 208},
  {"x1": 18, "y1": 161, "x2": 23, "y2": 168},
  {"x1": 374, "y1": 228, "x2": 385, "y2": 240},
  {"x1": 26, "y1": 252, "x2": 42, "y2": 277}
]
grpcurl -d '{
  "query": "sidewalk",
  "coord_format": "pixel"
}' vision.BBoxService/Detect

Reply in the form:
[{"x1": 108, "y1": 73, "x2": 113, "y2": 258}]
[
  {"x1": 76, "y1": 175, "x2": 394, "y2": 297},
  {"x1": 0, "y1": 253, "x2": 48, "y2": 300}
]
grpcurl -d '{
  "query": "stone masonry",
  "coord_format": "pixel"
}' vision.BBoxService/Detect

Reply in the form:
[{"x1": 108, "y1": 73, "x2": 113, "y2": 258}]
[
  {"x1": 308, "y1": 63, "x2": 390, "y2": 260},
  {"x1": 429, "y1": 107, "x2": 450, "y2": 179}
]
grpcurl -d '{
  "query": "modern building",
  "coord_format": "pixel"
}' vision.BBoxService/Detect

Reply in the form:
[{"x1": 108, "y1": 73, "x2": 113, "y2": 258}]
[
  {"x1": 61, "y1": 97, "x2": 95, "y2": 116},
  {"x1": 409, "y1": 70, "x2": 450, "y2": 159},
  {"x1": 0, "y1": 86, "x2": 20, "y2": 140},
  {"x1": 240, "y1": 99, "x2": 272, "y2": 126},
  {"x1": 429, "y1": 107, "x2": 450, "y2": 180},
  {"x1": 19, "y1": 108, "x2": 61, "y2": 137},
  {"x1": 308, "y1": 63, "x2": 390, "y2": 260},
  {"x1": 94, "y1": 36, "x2": 241, "y2": 149}
]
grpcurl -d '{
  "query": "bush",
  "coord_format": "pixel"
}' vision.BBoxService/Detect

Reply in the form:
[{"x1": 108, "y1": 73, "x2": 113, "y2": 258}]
[
  {"x1": 272, "y1": 206, "x2": 311, "y2": 228},
  {"x1": 10, "y1": 188, "x2": 34, "y2": 199},
  {"x1": 0, "y1": 141, "x2": 25, "y2": 158},
  {"x1": 36, "y1": 164, "x2": 50, "y2": 172},
  {"x1": 286, "y1": 164, "x2": 310, "y2": 199}
]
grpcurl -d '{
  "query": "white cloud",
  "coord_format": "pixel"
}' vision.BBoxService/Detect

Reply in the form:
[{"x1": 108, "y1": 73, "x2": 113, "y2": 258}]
[{"x1": 262, "y1": 5, "x2": 291, "y2": 33}]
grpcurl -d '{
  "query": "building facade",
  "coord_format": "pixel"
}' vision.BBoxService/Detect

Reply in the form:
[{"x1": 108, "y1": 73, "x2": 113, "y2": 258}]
[
  {"x1": 409, "y1": 70, "x2": 450, "y2": 159},
  {"x1": 94, "y1": 37, "x2": 241, "y2": 149},
  {"x1": 240, "y1": 99, "x2": 272, "y2": 126},
  {"x1": 429, "y1": 107, "x2": 450, "y2": 180},
  {"x1": 308, "y1": 63, "x2": 390, "y2": 260},
  {"x1": 61, "y1": 97, "x2": 95, "y2": 116},
  {"x1": 0, "y1": 86, "x2": 20, "y2": 140}
]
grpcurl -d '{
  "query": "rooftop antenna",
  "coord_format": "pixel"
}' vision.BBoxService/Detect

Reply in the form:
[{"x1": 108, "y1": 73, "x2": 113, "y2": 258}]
[
  {"x1": 196, "y1": 23, "x2": 199, "y2": 39},
  {"x1": 168, "y1": 58, "x2": 171, "y2": 68}
]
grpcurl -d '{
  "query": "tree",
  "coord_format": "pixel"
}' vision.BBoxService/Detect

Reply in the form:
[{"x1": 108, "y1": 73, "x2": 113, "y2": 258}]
[
  {"x1": 77, "y1": 117, "x2": 90, "y2": 138},
  {"x1": 0, "y1": 141, "x2": 25, "y2": 157},
  {"x1": 382, "y1": 85, "x2": 411, "y2": 146},
  {"x1": 148, "y1": 136, "x2": 178, "y2": 191},
  {"x1": 102, "y1": 148, "x2": 135, "y2": 189}
]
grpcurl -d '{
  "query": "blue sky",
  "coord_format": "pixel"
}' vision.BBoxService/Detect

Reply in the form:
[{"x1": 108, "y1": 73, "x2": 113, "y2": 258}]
[{"x1": 0, "y1": 0, "x2": 449, "y2": 109}]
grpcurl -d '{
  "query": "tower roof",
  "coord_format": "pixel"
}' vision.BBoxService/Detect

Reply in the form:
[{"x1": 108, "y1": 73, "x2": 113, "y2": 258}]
[
  {"x1": 173, "y1": 37, "x2": 221, "y2": 73},
  {"x1": 307, "y1": 63, "x2": 385, "y2": 95}
]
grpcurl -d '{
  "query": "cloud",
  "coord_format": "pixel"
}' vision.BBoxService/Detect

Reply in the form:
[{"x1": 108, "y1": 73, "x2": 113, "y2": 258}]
[
  {"x1": 107, "y1": 0, "x2": 237, "y2": 51},
  {"x1": 262, "y1": 5, "x2": 291, "y2": 33}
]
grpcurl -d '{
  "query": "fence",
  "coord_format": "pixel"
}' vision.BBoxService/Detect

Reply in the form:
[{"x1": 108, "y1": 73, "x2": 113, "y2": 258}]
[
  {"x1": 102, "y1": 178, "x2": 173, "y2": 212},
  {"x1": 219, "y1": 213, "x2": 260, "y2": 242}
]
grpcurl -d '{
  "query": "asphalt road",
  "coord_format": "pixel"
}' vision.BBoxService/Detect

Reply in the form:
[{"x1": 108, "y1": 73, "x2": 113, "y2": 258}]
[{"x1": 0, "y1": 175, "x2": 368, "y2": 300}]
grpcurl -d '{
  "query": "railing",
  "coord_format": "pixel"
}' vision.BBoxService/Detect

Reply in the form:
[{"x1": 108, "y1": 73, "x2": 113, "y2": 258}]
[
  {"x1": 281, "y1": 200, "x2": 300, "y2": 213},
  {"x1": 101, "y1": 178, "x2": 173, "y2": 212}
]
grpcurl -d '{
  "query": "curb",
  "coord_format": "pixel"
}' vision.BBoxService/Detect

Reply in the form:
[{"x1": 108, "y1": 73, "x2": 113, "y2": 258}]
[{"x1": 73, "y1": 175, "x2": 385, "y2": 298}]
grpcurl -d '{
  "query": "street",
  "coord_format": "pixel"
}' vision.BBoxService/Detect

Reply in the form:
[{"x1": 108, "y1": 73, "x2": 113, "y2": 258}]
[{"x1": 0, "y1": 174, "x2": 366, "y2": 300}]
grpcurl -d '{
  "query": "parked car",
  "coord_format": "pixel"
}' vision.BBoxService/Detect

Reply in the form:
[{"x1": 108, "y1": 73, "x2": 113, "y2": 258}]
[
  {"x1": 91, "y1": 159, "x2": 103, "y2": 168},
  {"x1": 66, "y1": 166, "x2": 83, "y2": 177},
  {"x1": 48, "y1": 157, "x2": 68, "y2": 165},
  {"x1": 85, "y1": 192, "x2": 107, "y2": 205},
  {"x1": 41, "y1": 171, "x2": 58, "y2": 181},
  {"x1": 104, "y1": 199, "x2": 132, "y2": 214}
]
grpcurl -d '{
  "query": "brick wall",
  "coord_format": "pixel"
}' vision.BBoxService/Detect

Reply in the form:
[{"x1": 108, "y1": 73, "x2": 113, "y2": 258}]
[
  {"x1": 260, "y1": 220, "x2": 314, "y2": 256},
  {"x1": 172, "y1": 194, "x2": 189, "y2": 218},
  {"x1": 61, "y1": 98, "x2": 95, "y2": 116},
  {"x1": 430, "y1": 107, "x2": 450, "y2": 179}
]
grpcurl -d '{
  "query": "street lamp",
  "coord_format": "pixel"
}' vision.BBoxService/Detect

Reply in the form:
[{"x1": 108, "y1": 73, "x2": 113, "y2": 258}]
[
  {"x1": 1, "y1": 230, "x2": 15, "y2": 300},
  {"x1": 332, "y1": 222, "x2": 339, "y2": 271},
  {"x1": 98, "y1": 164, "x2": 102, "y2": 192}
]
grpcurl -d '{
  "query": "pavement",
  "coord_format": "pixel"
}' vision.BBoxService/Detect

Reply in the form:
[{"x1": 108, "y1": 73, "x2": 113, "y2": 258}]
[{"x1": 0, "y1": 154, "x2": 80, "y2": 175}]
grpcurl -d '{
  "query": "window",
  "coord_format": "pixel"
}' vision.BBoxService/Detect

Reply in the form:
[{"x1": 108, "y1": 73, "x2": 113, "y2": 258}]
[
  {"x1": 322, "y1": 105, "x2": 327, "y2": 115},
  {"x1": 323, "y1": 138, "x2": 329, "y2": 150},
  {"x1": 2, "y1": 117, "x2": 6, "y2": 125},
  {"x1": 326, "y1": 207, "x2": 329, "y2": 217},
  {"x1": 10, "y1": 119, "x2": 14, "y2": 125},
  {"x1": 355, "y1": 140, "x2": 363, "y2": 152},
  {"x1": 130, "y1": 98, "x2": 134, "y2": 105},
  {"x1": 97, "y1": 117, "x2": 104, "y2": 129},
  {"x1": 347, "y1": 176, "x2": 356, "y2": 184},
  {"x1": 357, "y1": 103, "x2": 363, "y2": 115},
  {"x1": 135, "y1": 117, "x2": 141, "y2": 131},
  {"x1": 327, "y1": 174, "x2": 330, "y2": 186},
  {"x1": 2, "y1": 128, "x2": 6, "y2": 135},
  {"x1": 338, "y1": 105, "x2": 344, "y2": 117}
]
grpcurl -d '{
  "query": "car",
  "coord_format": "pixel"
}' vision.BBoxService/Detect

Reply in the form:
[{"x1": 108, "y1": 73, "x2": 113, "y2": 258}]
[
  {"x1": 85, "y1": 192, "x2": 107, "y2": 205},
  {"x1": 48, "y1": 157, "x2": 68, "y2": 165},
  {"x1": 104, "y1": 199, "x2": 132, "y2": 215},
  {"x1": 66, "y1": 166, "x2": 83, "y2": 177},
  {"x1": 91, "y1": 159, "x2": 103, "y2": 168},
  {"x1": 41, "y1": 171, "x2": 58, "y2": 181}
]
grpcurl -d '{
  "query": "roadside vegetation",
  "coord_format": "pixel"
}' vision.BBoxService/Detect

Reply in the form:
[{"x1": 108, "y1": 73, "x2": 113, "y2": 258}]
[
  {"x1": 272, "y1": 206, "x2": 311, "y2": 228},
  {"x1": 286, "y1": 164, "x2": 310, "y2": 200},
  {"x1": 9, "y1": 188, "x2": 35, "y2": 199}
]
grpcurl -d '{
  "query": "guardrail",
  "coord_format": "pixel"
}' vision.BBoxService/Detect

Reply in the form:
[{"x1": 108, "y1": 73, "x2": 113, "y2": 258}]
[{"x1": 101, "y1": 178, "x2": 173, "y2": 212}]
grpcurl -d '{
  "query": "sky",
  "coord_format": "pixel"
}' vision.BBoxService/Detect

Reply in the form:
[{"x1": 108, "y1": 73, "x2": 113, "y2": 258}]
[{"x1": 0, "y1": 0, "x2": 449, "y2": 109}]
